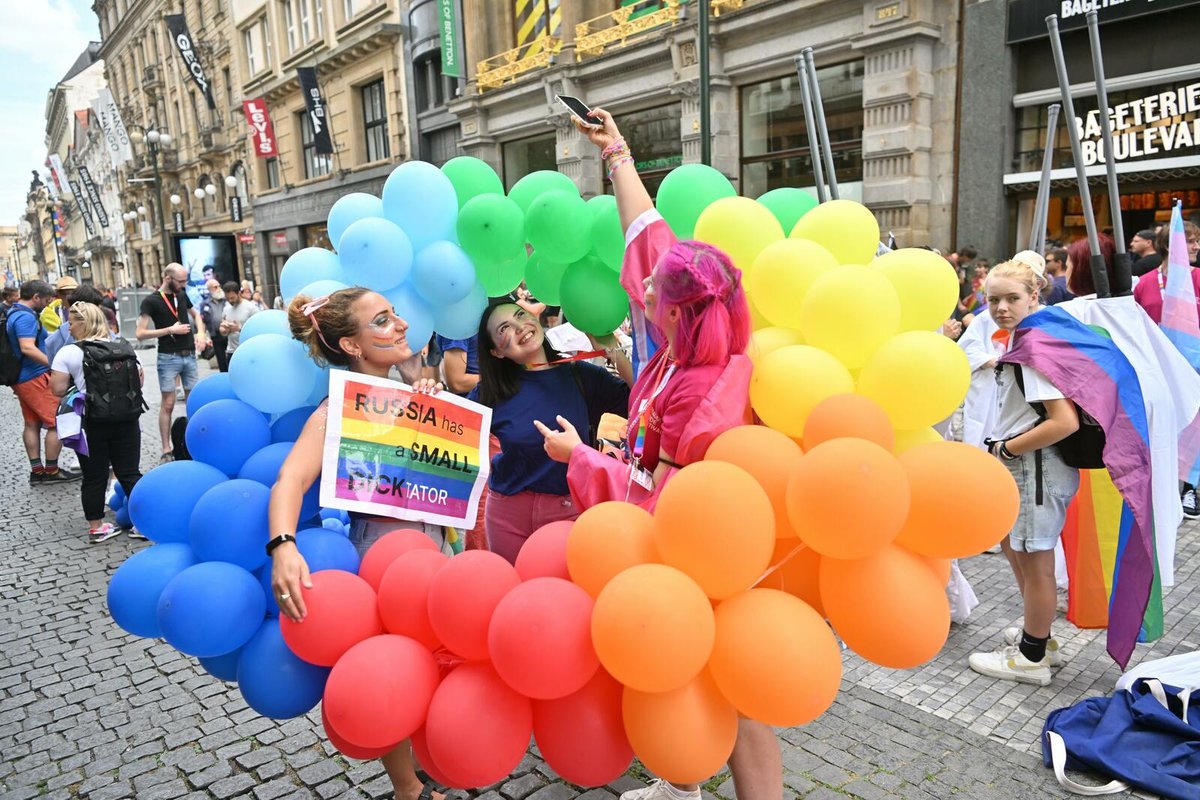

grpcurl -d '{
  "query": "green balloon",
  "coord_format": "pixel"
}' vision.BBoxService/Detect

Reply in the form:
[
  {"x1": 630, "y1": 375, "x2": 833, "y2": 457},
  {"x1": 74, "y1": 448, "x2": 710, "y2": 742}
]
[
  {"x1": 524, "y1": 251, "x2": 569, "y2": 306},
  {"x1": 655, "y1": 164, "x2": 736, "y2": 239},
  {"x1": 526, "y1": 191, "x2": 593, "y2": 265},
  {"x1": 757, "y1": 188, "x2": 820, "y2": 234},
  {"x1": 441, "y1": 157, "x2": 503, "y2": 209},
  {"x1": 587, "y1": 195, "x2": 624, "y2": 271},
  {"x1": 508, "y1": 170, "x2": 578, "y2": 213},
  {"x1": 457, "y1": 194, "x2": 525, "y2": 270},
  {"x1": 560, "y1": 255, "x2": 630, "y2": 336},
  {"x1": 477, "y1": 246, "x2": 527, "y2": 297}
]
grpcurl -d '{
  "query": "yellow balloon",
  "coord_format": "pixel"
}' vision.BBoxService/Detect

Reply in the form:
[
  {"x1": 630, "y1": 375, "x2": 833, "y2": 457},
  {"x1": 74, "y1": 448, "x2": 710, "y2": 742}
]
[
  {"x1": 790, "y1": 200, "x2": 880, "y2": 265},
  {"x1": 748, "y1": 326, "x2": 804, "y2": 365},
  {"x1": 747, "y1": 293, "x2": 772, "y2": 331},
  {"x1": 750, "y1": 345, "x2": 854, "y2": 438},
  {"x1": 871, "y1": 248, "x2": 960, "y2": 332},
  {"x1": 693, "y1": 197, "x2": 784, "y2": 272},
  {"x1": 799, "y1": 265, "x2": 900, "y2": 369},
  {"x1": 892, "y1": 426, "x2": 944, "y2": 454},
  {"x1": 857, "y1": 332, "x2": 971, "y2": 430},
  {"x1": 748, "y1": 239, "x2": 838, "y2": 329}
]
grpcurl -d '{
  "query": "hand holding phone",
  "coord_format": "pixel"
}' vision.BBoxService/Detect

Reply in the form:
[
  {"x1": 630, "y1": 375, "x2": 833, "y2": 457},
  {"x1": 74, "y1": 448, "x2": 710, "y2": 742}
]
[{"x1": 556, "y1": 95, "x2": 600, "y2": 127}]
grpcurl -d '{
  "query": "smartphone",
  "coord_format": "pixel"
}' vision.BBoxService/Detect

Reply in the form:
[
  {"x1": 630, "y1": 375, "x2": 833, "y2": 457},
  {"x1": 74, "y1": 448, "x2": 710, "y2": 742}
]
[{"x1": 556, "y1": 95, "x2": 599, "y2": 127}]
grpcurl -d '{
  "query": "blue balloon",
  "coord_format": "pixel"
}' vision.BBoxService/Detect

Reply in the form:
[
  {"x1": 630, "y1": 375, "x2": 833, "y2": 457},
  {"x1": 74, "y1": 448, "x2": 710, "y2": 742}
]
[
  {"x1": 115, "y1": 504, "x2": 132, "y2": 529},
  {"x1": 280, "y1": 248, "x2": 344, "y2": 302},
  {"x1": 237, "y1": 620, "x2": 330, "y2": 719},
  {"x1": 383, "y1": 283, "x2": 435, "y2": 355},
  {"x1": 229, "y1": 334, "x2": 319, "y2": 415},
  {"x1": 157, "y1": 562, "x2": 266, "y2": 658},
  {"x1": 128, "y1": 460, "x2": 229, "y2": 543},
  {"x1": 188, "y1": 479, "x2": 272, "y2": 571},
  {"x1": 186, "y1": 373, "x2": 238, "y2": 416},
  {"x1": 382, "y1": 161, "x2": 459, "y2": 252},
  {"x1": 239, "y1": 442, "x2": 320, "y2": 520},
  {"x1": 338, "y1": 217, "x2": 413, "y2": 293},
  {"x1": 199, "y1": 647, "x2": 242, "y2": 682},
  {"x1": 298, "y1": 279, "x2": 349, "y2": 299},
  {"x1": 319, "y1": 507, "x2": 350, "y2": 525},
  {"x1": 411, "y1": 241, "x2": 476, "y2": 306},
  {"x1": 321, "y1": 517, "x2": 345, "y2": 533},
  {"x1": 240, "y1": 309, "x2": 291, "y2": 343},
  {"x1": 270, "y1": 405, "x2": 318, "y2": 443},
  {"x1": 107, "y1": 543, "x2": 198, "y2": 638},
  {"x1": 185, "y1": 398, "x2": 272, "y2": 476},
  {"x1": 329, "y1": 192, "x2": 385, "y2": 250},
  {"x1": 306, "y1": 367, "x2": 331, "y2": 405},
  {"x1": 108, "y1": 480, "x2": 127, "y2": 511},
  {"x1": 259, "y1": 526, "x2": 360, "y2": 617},
  {"x1": 433, "y1": 280, "x2": 488, "y2": 340}
]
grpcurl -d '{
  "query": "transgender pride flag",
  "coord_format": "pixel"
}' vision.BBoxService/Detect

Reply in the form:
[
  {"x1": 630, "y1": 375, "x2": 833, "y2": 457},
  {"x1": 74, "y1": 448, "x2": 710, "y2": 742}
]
[{"x1": 1160, "y1": 201, "x2": 1200, "y2": 368}]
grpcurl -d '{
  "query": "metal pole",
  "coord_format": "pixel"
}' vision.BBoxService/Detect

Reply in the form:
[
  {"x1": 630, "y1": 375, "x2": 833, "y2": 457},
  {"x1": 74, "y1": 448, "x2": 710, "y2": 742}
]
[
  {"x1": 803, "y1": 48, "x2": 839, "y2": 200},
  {"x1": 150, "y1": 140, "x2": 169, "y2": 269},
  {"x1": 795, "y1": 55, "x2": 827, "y2": 203},
  {"x1": 1046, "y1": 14, "x2": 1109, "y2": 298},
  {"x1": 1085, "y1": 10, "x2": 1131, "y2": 296},
  {"x1": 1029, "y1": 103, "x2": 1061, "y2": 253},
  {"x1": 698, "y1": 0, "x2": 711, "y2": 166}
]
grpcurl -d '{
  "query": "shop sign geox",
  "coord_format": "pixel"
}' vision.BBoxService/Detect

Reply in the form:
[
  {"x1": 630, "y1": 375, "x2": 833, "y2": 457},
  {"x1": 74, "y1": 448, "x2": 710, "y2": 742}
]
[
  {"x1": 165, "y1": 14, "x2": 217, "y2": 110},
  {"x1": 1077, "y1": 80, "x2": 1200, "y2": 166}
]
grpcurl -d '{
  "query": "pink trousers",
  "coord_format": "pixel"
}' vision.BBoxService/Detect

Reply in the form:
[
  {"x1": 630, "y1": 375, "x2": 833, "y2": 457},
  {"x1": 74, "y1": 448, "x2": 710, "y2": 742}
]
[{"x1": 485, "y1": 489, "x2": 579, "y2": 565}]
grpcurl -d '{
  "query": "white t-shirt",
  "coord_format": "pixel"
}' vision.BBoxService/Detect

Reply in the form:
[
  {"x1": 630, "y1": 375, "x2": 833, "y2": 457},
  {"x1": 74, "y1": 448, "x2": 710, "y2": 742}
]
[
  {"x1": 51, "y1": 342, "x2": 88, "y2": 393},
  {"x1": 992, "y1": 362, "x2": 1065, "y2": 440}
]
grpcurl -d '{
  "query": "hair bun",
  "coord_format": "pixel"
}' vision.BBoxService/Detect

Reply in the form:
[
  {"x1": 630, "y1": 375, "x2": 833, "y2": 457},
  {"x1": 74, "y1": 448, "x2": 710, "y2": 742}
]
[{"x1": 1011, "y1": 250, "x2": 1047, "y2": 285}]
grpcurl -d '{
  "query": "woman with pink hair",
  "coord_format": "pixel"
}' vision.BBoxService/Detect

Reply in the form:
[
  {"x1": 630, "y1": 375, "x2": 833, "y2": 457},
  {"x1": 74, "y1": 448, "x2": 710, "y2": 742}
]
[{"x1": 536, "y1": 110, "x2": 777, "y2": 800}]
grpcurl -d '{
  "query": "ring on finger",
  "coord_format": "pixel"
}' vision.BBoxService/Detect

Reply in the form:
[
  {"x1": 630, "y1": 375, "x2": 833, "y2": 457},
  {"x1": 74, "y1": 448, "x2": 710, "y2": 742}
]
[{"x1": 279, "y1": 592, "x2": 291, "y2": 600}]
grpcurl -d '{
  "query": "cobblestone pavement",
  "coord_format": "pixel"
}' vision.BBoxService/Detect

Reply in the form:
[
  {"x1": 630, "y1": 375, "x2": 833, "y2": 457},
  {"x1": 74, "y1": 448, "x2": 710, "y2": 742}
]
[{"x1": 1, "y1": 351, "x2": 1194, "y2": 799}]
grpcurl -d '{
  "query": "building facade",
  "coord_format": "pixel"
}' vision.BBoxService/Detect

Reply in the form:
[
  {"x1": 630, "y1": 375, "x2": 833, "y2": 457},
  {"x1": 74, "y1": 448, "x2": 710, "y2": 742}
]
[
  {"x1": 72, "y1": 107, "x2": 132, "y2": 289},
  {"x1": 446, "y1": 0, "x2": 963, "y2": 249}
]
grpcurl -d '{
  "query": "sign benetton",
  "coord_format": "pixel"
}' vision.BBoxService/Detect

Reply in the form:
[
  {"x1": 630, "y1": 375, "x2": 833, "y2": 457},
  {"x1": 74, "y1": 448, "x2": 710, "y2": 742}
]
[{"x1": 1077, "y1": 81, "x2": 1200, "y2": 166}]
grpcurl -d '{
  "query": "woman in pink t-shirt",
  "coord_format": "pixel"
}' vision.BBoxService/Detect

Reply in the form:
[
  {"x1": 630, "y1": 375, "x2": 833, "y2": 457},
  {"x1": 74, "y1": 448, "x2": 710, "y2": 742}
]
[
  {"x1": 535, "y1": 109, "x2": 778, "y2": 800},
  {"x1": 1132, "y1": 221, "x2": 1200, "y2": 324}
]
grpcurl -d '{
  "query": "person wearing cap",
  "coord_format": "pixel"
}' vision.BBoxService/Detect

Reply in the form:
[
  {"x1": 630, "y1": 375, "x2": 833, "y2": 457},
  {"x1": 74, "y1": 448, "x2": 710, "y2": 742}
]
[
  {"x1": 1130, "y1": 229, "x2": 1161, "y2": 277},
  {"x1": 40, "y1": 276, "x2": 78, "y2": 333}
]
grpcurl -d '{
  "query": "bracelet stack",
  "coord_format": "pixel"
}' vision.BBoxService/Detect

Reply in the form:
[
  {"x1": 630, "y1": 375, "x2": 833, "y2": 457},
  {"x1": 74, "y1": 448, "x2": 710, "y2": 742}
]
[{"x1": 602, "y1": 137, "x2": 634, "y2": 179}]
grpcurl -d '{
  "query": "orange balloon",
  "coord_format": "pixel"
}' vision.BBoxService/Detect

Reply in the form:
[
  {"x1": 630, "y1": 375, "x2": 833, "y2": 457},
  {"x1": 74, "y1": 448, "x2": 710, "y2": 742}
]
[
  {"x1": 705, "y1": 425, "x2": 803, "y2": 539},
  {"x1": 622, "y1": 671, "x2": 738, "y2": 785},
  {"x1": 567, "y1": 502, "x2": 658, "y2": 598},
  {"x1": 786, "y1": 439, "x2": 910, "y2": 560},
  {"x1": 802, "y1": 393, "x2": 894, "y2": 452},
  {"x1": 820, "y1": 544, "x2": 950, "y2": 668},
  {"x1": 917, "y1": 553, "x2": 952, "y2": 585},
  {"x1": 591, "y1": 564, "x2": 715, "y2": 693},
  {"x1": 653, "y1": 462, "x2": 776, "y2": 599},
  {"x1": 708, "y1": 589, "x2": 840, "y2": 726},
  {"x1": 757, "y1": 540, "x2": 824, "y2": 616},
  {"x1": 895, "y1": 441, "x2": 1020, "y2": 558}
]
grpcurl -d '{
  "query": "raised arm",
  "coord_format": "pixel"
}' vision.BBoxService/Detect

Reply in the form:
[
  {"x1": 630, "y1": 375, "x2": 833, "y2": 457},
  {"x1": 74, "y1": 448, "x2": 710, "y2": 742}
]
[{"x1": 574, "y1": 108, "x2": 653, "y2": 233}]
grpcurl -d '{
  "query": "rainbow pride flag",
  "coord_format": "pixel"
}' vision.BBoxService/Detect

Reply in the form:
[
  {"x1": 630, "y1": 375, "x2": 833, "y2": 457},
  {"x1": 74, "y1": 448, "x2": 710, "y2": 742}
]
[{"x1": 999, "y1": 306, "x2": 1157, "y2": 668}]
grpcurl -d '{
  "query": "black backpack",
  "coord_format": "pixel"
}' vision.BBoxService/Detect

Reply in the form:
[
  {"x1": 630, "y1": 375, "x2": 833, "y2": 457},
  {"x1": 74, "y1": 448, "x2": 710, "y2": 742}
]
[
  {"x1": 0, "y1": 305, "x2": 35, "y2": 387},
  {"x1": 1012, "y1": 364, "x2": 1106, "y2": 470},
  {"x1": 78, "y1": 339, "x2": 148, "y2": 421}
]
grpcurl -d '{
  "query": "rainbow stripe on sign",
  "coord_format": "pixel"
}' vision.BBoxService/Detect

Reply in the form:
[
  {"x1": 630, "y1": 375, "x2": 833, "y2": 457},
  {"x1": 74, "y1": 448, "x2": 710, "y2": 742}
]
[{"x1": 320, "y1": 371, "x2": 491, "y2": 529}]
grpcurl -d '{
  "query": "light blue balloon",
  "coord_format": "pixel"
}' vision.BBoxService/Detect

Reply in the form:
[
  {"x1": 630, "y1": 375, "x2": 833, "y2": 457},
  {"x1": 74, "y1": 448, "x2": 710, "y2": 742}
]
[
  {"x1": 411, "y1": 241, "x2": 476, "y2": 307},
  {"x1": 280, "y1": 248, "x2": 344, "y2": 302},
  {"x1": 306, "y1": 366, "x2": 331, "y2": 405},
  {"x1": 338, "y1": 217, "x2": 413, "y2": 293},
  {"x1": 383, "y1": 283, "x2": 435, "y2": 354},
  {"x1": 186, "y1": 373, "x2": 238, "y2": 416},
  {"x1": 107, "y1": 543, "x2": 198, "y2": 638},
  {"x1": 230, "y1": 334, "x2": 319, "y2": 414},
  {"x1": 433, "y1": 281, "x2": 488, "y2": 340},
  {"x1": 241, "y1": 309, "x2": 290, "y2": 342},
  {"x1": 157, "y1": 562, "x2": 266, "y2": 658},
  {"x1": 297, "y1": 279, "x2": 350, "y2": 300},
  {"x1": 328, "y1": 192, "x2": 384, "y2": 250},
  {"x1": 381, "y1": 161, "x2": 458, "y2": 252}
]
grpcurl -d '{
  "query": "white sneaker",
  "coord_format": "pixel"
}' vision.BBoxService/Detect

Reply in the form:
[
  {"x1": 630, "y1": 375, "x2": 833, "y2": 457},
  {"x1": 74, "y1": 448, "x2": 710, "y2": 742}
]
[
  {"x1": 1002, "y1": 626, "x2": 1066, "y2": 667},
  {"x1": 620, "y1": 780, "x2": 701, "y2": 800},
  {"x1": 1183, "y1": 487, "x2": 1199, "y2": 519},
  {"x1": 88, "y1": 523, "x2": 122, "y2": 544},
  {"x1": 968, "y1": 644, "x2": 1052, "y2": 686}
]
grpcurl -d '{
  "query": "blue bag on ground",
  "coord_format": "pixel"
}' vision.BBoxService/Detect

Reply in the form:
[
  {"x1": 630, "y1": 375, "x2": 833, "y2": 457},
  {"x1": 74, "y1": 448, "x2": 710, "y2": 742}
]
[{"x1": 1042, "y1": 678, "x2": 1200, "y2": 799}]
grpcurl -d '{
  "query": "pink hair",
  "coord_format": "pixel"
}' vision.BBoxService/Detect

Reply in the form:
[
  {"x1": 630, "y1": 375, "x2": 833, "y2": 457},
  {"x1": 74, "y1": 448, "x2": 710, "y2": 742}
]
[{"x1": 651, "y1": 240, "x2": 750, "y2": 366}]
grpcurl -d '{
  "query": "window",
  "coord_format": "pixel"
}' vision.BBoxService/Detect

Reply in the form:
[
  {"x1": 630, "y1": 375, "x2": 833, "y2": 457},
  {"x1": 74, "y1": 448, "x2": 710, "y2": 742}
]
[
  {"x1": 502, "y1": 134, "x2": 556, "y2": 190},
  {"x1": 601, "y1": 104, "x2": 680, "y2": 197},
  {"x1": 299, "y1": 112, "x2": 333, "y2": 179},
  {"x1": 300, "y1": 0, "x2": 312, "y2": 42},
  {"x1": 361, "y1": 79, "x2": 389, "y2": 162},
  {"x1": 173, "y1": 101, "x2": 183, "y2": 142},
  {"x1": 244, "y1": 27, "x2": 259, "y2": 75},
  {"x1": 284, "y1": 1, "x2": 298, "y2": 51},
  {"x1": 190, "y1": 91, "x2": 201, "y2": 132},
  {"x1": 315, "y1": 0, "x2": 324, "y2": 35},
  {"x1": 266, "y1": 157, "x2": 280, "y2": 189},
  {"x1": 739, "y1": 61, "x2": 865, "y2": 199},
  {"x1": 512, "y1": 0, "x2": 561, "y2": 50},
  {"x1": 223, "y1": 67, "x2": 233, "y2": 112},
  {"x1": 413, "y1": 54, "x2": 452, "y2": 113},
  {"x1": 422, "y1": 126, "x2": 461, "y2": 167}
]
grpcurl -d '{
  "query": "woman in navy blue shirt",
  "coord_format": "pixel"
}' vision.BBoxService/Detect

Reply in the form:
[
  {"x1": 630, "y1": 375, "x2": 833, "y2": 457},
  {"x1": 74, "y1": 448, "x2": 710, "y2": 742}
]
[{"x1": 469, "y1": 300, "x2": 631, "y2": 563}]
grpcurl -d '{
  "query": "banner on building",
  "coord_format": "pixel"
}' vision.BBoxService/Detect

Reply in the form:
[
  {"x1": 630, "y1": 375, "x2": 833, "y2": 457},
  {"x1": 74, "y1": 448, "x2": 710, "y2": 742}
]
[
  {"x1": 437, "y1": 0, "x2": 461, "y2": 78},
  {"x1": 230, "y1": 196, "x2": 243, "y2": 223},
  {"x1": 42, "y1": 172, "x2": 59, "y2": 201},
  {"x1": 92, "y1": 88, "x2": 134, "y2": 166},
  {"x1": 173, "y1": 212, "x2": 184, "y2": 233},
  {"x1": 1007, "y1": 0, "x2": 1200, "y2": 43},
  {"x1": 64, "y1": 170, "x2": 97, "y2": 240},
  {"x1": 241, "y1": 98, "x2": 278, "y2": 158},
  {"x1": 46, "y1": 155, "x2": 69, "y2": 198},
  {"x1": 319, "y1": 370, "x2": 492, "y2": 528},
  {"x1": 52, "y1": 208, "x2": 68, "y2": 246},
  {"x1": 297, "y1": 67, "x2": 334, "y2": 155},
  {"x1": 77, "y1": 166, "x2": 109, "y2": 228},
  {"x1": 165, "y1": 14, "x2": 217, "y2": 110}
]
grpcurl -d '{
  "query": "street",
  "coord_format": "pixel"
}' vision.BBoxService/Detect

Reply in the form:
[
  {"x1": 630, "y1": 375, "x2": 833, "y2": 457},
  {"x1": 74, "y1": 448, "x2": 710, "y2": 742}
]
[{"x1": 0, "y1": 351, "x2": 1194, "y2": 800}]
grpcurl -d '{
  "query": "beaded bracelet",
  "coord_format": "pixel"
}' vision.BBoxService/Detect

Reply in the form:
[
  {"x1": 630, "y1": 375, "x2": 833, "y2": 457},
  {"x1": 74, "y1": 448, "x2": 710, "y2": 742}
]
[
  {"x1": 607, "y1": 155, "x2": 634, "y2": 179},
  {"x1": 600, "y1": 137, "x2": 627, "y2": 159}
]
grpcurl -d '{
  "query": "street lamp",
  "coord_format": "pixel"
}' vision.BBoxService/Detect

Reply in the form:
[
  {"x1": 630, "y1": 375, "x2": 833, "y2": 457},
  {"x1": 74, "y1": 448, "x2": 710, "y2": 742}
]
[
  {"x1": 193, "y1": 188, "x2": 205, "y2": 200},
  {"x1": 130, "y1": 124, "x2": 173, "y2": 271},
  {"x1": 224, "y1": 175, "x2": 238, "y2": 189},
  {"x1": 204, "y1": 184, "x2": 216, "y2": 197}
]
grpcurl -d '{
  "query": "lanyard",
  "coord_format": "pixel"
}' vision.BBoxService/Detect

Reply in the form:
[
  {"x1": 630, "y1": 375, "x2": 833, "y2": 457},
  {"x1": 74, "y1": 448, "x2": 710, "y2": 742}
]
[
  {"x1": 160, "y1": 291, "x2": 179, "y2": 321},
  {"x1": 632, "y1": 360, "x2": 676, "y2": 460},
  {"x1": 523, "y1": 350, "x2": 606, "y2": 369},
  {"x1": 1158, "y1": 268, "x2": 1166, "y2": 291}
]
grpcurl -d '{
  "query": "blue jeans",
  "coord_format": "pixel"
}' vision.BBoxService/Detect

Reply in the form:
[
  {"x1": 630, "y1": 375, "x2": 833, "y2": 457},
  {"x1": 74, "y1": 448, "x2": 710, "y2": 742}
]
[{"x1": 156, "y1": 352, "x2": 199, "y2": 394}]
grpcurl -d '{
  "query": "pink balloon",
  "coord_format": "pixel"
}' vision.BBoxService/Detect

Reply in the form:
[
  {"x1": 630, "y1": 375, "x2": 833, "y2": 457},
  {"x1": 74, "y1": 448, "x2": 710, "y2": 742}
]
[
  {"x1": 378, "y1": 550, "x2": 448, "y2": 650},
  {"x1": 323, "y1": 634, "x2": 438, "y2": 749},
  {"x1": 533, "y1": 670, "x2": 633, "y2": 787},
  {"x1": 514, "y1": 520, "x2": 573, "y2": 580},
  {"x1": 358, "y1": 529, "x2": 438, "y2": 590},
  {"x1": 488, "y1": 577, "x2": 598, "y2": 699},
  {"x1": 281, "y1": 571, "x2": 382, "y2": 666},
  {"x1": 427, "y1": 550, "x2": 520, "y2": 660}
]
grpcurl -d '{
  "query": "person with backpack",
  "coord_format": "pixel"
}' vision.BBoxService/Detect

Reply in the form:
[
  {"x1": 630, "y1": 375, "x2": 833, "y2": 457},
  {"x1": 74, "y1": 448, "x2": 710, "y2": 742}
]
[
  {"x1": 3, "y1": 279, "x2": 80, "y2": 484},
  {"x1": 968, "y1": 256, "x2": 1081, "y2": 687},
  {"x1": 49, "y1": 302, "x2": 146, "y2": 543}
]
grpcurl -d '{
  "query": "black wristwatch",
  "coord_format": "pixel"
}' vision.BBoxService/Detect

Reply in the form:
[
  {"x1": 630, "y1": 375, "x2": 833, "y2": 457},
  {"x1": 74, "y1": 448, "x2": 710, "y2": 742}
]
[{"x1": 265, "y1": 534, "x2": 297, "y2": 556}]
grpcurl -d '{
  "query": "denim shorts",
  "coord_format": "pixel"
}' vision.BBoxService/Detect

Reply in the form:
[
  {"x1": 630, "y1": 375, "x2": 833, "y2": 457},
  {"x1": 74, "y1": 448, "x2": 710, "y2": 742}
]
[
  {"x1": 348, "y1": 517, "x2": 454, "y2": 558},
  {"x1": 156, "y1": 352, "x2": 199, "y2": 393},
  {"x1": 1004, "y1": 446, "x2": 1080, "y2": 553}
]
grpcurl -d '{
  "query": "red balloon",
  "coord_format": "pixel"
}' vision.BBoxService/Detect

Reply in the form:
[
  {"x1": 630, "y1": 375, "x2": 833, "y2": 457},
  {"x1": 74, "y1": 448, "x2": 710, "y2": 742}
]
[
  {"x1": 411, "y1": 726, "x2": 470, "y2": 789},
  {"x1": 321, "y1": 703, "x2": 396, "y2": 760},
  {"x1": 514, "y1": 520, "x2": 573, "y2": 581},
  {"x1": 427, "y1": 550, "x2": 521, "y2": 660},
  {"x1": 425, "y1": 663, "x2": 533, "y2": 788},
  {"x1": 533, "y1": 670, "x2": 633, "y2": 787},
  {"x1": 358, "y1": 529, "x2": 439, "y2": 590},
  {"x1": 488, "y1": 578, "x2": 598, "y2": 700},
  {"x1": 280, "y1": 570, "x2": 383, "y2": 666},
  {"x1": 323, "y1": 634, "x2": 438, "y2": 749},
  {"x1": 378, "y1": 550, "x2": 449, "y2": 650}
]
